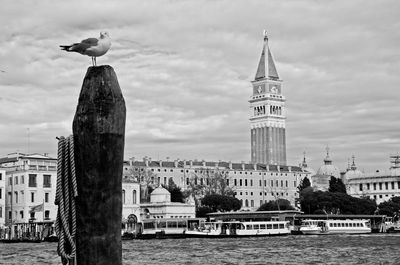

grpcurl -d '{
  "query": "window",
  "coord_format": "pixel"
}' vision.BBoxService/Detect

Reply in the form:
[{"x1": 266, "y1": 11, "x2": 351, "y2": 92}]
[
  {"x1": 379, "y1": 183, "x2": 382, "y2": 190},
  {"x1": 245, "y1": 199, "x2": 249, "y2": 207},
  {"x1": 0, "y1": 207, "x2": 2, "y2": 218},
  {"x1": 45, "y1": 211, "x2": 50, "y2": 220},
  {"x1": 359, "y1": 184, "x2": 363, "y2": 191},
  {"x1": 14, "y1": 192, "x2": 18, "y2": 203},
  {"x1": 0, "y1": 188, "x2": 2, "y2": 199},
  {"x1": 392, "y1": 182, "x2": 395, "y2": 189},
  {"x1": 133, "y1": 190, "x2": 137, "y2": 204},
  {"x1": 234, "y1": 179, "x2": 237, "y2": 186},
  {"x1": 21, "y1": 175, "x2": 24, "y2": 184},
  {"x1": 373, "y1": 183, "x2": 377, "y2": 190},
  {"x1": 250, "y1": 179, "x2": 253, "y2": 186},
  {"x1": 15, "y1": 176, "x2": 18, "y2": 185},
  {"x1": 9, "y1": 177, "x2": 12, "y2": 186},
  {"x1": 29, "y1": 174, "x2": 37, "y2": 187},
  {"x1": 286, "y1": 180, "x2": 288, "y2": 187},
  {"x1": 271, "y1": 180, "x2": 273, "y2": 187},
  {"x1": 30, "y1": 212, "x2": 35, "y2": 219},
  {"x1": 43, "y1": 175, "x2": 51, "y2": 188},
  {"x1": 240, "y1": 179, "x2": 243, "y2": 186},
  {"x1": 45, "y1": 193, "x2": 49, "y2": 203},
  {"x1": 367, "y1": 183, "x2": 370, "y2": 190},
  {"x1": 251, "y1": 200, "x2": 254, "y2": 207},
  {"x1": 259, "y1": 180, "x2": 262, "y2": 186},
  {"x1": 0, "y1": 173, "x2": 2, "y2": 180},
  {"x1": 122, "y1": 190, "x2": 126, "y2": 204},
  {"x1": 294, "y1": 181, "x2": 296, "y2": 187},
  {"x1": 20, "y1": 210, "x2": 24, "y2": 219},
  {"x1": 245, "y1": 179, "x2": 248, "y2": 186},
  {"x1": 31, "y1": 192, "x2": 35, "y2": 203}
]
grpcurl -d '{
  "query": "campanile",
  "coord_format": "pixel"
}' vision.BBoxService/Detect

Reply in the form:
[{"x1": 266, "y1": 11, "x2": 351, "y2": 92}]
[{"x1": 250, "y1": 31, "x2": 286, "y2": 165}]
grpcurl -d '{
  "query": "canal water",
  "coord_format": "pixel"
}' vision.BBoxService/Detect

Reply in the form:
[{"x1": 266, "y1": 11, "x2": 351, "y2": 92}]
[{"x1": 1, "y1": 234, "x2": 400, "y2": 264}]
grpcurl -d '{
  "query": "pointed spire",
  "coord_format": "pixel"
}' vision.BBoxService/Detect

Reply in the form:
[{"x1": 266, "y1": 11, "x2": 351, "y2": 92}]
[
  {"x1": 323, "y1": 145, "x2": 332, "y2": 165},
  {"x1": 301, "y1": 151, "x2": 308, "y2": 168},
  {"x1": 351, "y1": 155, "x2": 357, "y2": 170},
  {"x1": 255, "y1": 30, "x2": 279, "y2": 80}
]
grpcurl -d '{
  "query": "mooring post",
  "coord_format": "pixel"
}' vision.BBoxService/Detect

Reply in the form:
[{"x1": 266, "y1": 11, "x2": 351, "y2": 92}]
[{"x1": 72, "y1": 65, "x2": 125, "y2": 265}]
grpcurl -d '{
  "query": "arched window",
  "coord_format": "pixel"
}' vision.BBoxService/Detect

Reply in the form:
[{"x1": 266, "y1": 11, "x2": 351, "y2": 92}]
[
  {"x1": 245, "y1": 199, "x2": 249, "y2": 207},
  {"x1": 122, "y1": 190, "x2": 126, "y2": 204},
  {"x1": 133, "y1": 190, "x2": 137, "y2": 204}
]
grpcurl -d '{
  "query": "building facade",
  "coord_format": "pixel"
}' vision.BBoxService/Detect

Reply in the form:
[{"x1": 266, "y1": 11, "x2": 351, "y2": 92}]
[
  {"x1": 126, "y1": 157, "x2": 310, "y2": 210},
  {"x1": 344, "y1": 155, "x2": 400, "y2": 204},
  {"x1": 250, "y1": 31, "x2": 286, "y2": 165},
  {"x1": 0, "y1": 153, "x2": 58, "y2": 224},
  {"x1": 0, "y1": 168, "x2": 5, "y2": 228}
]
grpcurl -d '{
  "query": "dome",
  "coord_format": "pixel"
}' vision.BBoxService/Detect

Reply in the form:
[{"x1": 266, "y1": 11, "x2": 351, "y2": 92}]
[
  {"x1": 343, "y1": 156, "x2": 364, "y2": 183},
  {"x1": 150, "y1": 186, "x2": 171, "y2": 203},
  {"x1": 316, "y1": 148, "x2": 340, "y2": 179},
  {"x1": 316, "y1": 164, "x2": 340, "y2": 179}
]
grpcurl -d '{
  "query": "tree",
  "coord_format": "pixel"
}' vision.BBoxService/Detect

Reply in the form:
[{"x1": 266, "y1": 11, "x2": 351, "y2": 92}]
[
  {"x1": 201, "y1": 194, "x2": 241, "y2": 213},
  {"x1": 183, "y1": 169, "x2": 235, "y2": 206},
  {"x1": 328, "y1": 176, "x2": 347, "y2": 194},
  {"x1": 299, "y1": 189, "x2": 376, "y2": 215},
  {"x1": 297, "y1": 176, "x2": 311, "y2": 193},
  {"x1": 162, "y1": 178, "x2": 185, "y2": 203},
  {"x1": 378, "y1": 196, "x2": 400, "y2": 216},
  {"x1": 257, "y1": 199, "x2": 295, "y2": 211}
]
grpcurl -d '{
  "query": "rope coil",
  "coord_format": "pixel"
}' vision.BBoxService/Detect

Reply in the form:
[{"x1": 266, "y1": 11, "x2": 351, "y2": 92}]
[{"x1": 55, "y1": 136, "x2": 78, "y2": 265}]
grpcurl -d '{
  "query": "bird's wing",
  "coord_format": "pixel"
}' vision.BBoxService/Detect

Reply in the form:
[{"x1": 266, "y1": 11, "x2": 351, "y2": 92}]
[
  {"x1": 68, "y1": 38, "x2": 99, "y2": 53},
  {"x1": 81, "y1": 38, "x2": 99, "y2": 46}
]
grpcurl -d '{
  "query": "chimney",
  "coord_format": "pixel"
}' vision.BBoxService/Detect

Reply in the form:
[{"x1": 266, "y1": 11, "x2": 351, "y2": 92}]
[{"x1": 229, "y1": 161, "x2": 232, "y2": 170}]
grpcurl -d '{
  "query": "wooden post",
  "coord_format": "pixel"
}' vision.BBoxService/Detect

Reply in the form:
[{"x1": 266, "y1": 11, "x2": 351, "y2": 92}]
[{"x1": 73, "y1": 65, "x2": 125, "y2": 265}]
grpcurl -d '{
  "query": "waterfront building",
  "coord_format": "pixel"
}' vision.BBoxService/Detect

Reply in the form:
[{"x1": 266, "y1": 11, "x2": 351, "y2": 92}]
[
  {"x1": 0, "y1": 168, "x2": 5, "y2": 228},
  {"x1": 250, "y1": 31, "x2": 286, "y2": 165},
  {"x1": 126, "y1": 157, "x2": 310, "y2": 210},
  {"x1": 311, "y1": 148, "x2": 340, "y2": 191},
  {"x1": 0, "y1": 153, "x2": 57, "y2": 224},
  {"x1": 121, "y1": 164, "x2": 195, "y2": 223},
  {"x1": 344, "y1": 155, "x2": 400, "y2": 204}
]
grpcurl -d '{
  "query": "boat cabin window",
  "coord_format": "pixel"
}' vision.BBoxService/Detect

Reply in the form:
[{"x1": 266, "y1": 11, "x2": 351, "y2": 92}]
[
  {"x1": 279, "y1": 224, "x2": 284, "y2": 229},
  {"x1": 267, "y1": 224, "x2": 272, "y2": 229},
  {"x1": 345, "y1": 223, "x2": 349, "y2": 227},
  {"x1": 178, "y1": 221, "x2": 186, "y2": 228},
  {"x1": 246, "y1": 225, "x2": 252, "y2": 230},
  {"x1": 253, "y1": 224, "x2": 260, "y2": 230},
  {"x1": 158, "y1": 221, "x2": 167, "y2": 228},
  {"x1": 273, "y1": 224, "x2": 278, "y2": 229},
  {"x1": 260, "y1": 224, "x2": 266, "y2": 229},
  {"x1": 144, "y1": 222, "x2": 155, "y2": 229},
  {"x1": 167, "y1": 221, "x2": 178, "y2": 228}
]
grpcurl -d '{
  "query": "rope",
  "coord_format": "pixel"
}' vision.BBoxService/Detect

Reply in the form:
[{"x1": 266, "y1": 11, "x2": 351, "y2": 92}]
[{"x1": 55, "y1": 136, "x2": 78, "y2": 265}]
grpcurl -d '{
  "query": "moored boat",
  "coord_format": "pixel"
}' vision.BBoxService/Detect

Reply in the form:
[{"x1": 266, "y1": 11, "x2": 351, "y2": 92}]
[
  {"x1": 185, "y1": 220, "x2": 290, "y2": 238},
  {"x1": 299, "y1": 219, "x2": 371, "y2": 235}
]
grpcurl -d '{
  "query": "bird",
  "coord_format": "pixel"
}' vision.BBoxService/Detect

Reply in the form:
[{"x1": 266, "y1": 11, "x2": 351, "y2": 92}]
[{"x1": 60, "y1": 32, "x2": 111, "y2": 66}]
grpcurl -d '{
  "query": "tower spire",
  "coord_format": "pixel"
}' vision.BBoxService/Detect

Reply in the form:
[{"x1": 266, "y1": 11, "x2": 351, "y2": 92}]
[{"x1": 255, "y1": 30, "x2": 279, "y2": 80}]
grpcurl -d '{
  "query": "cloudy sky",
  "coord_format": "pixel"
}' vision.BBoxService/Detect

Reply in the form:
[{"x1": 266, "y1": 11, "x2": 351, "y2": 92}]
[{"x1": 0, "y1": 0, "x2": 399, "y2": 173}]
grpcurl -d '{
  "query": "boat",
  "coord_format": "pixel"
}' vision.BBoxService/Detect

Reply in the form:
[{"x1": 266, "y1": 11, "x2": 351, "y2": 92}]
[
  {"x1": 384, "y1": 217, "x2": 400, "y2": 233},
  {"x1": 299, "y1": 219, "x2": 371, "y2": 235},
  {"x1": 136, "y1": 218, "x2": 204, "y2": 239},
  {"x1": 184, "y1": 220, "x2": 291, "y2": 238}
]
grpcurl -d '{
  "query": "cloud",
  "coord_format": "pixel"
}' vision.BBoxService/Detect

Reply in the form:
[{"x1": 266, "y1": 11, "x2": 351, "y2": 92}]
[{"x1": 0, "y1": 0, "x2": 399, "y2": 173}]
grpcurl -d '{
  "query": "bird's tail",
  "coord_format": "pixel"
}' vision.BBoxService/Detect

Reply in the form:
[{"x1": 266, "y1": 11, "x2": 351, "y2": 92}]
[{"x1": 60, "y1": 45, "x2": 72, "y2": 51}]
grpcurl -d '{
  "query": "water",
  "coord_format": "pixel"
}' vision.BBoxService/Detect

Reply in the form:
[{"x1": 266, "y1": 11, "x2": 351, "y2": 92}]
[{"x1": 1, "y1": 234, "x2": 400, "y2": 264}]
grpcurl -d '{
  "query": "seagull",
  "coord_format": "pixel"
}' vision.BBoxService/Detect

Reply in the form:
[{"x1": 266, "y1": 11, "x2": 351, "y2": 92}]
[{"x1": 60, "y1": 32, "x2": 111, "y2": 66}]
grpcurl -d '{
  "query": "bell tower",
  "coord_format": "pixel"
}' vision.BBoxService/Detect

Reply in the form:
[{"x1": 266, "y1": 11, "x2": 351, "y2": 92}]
[{"x1": 250, "y1": 31, "x2": 286, "y2": 165}]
